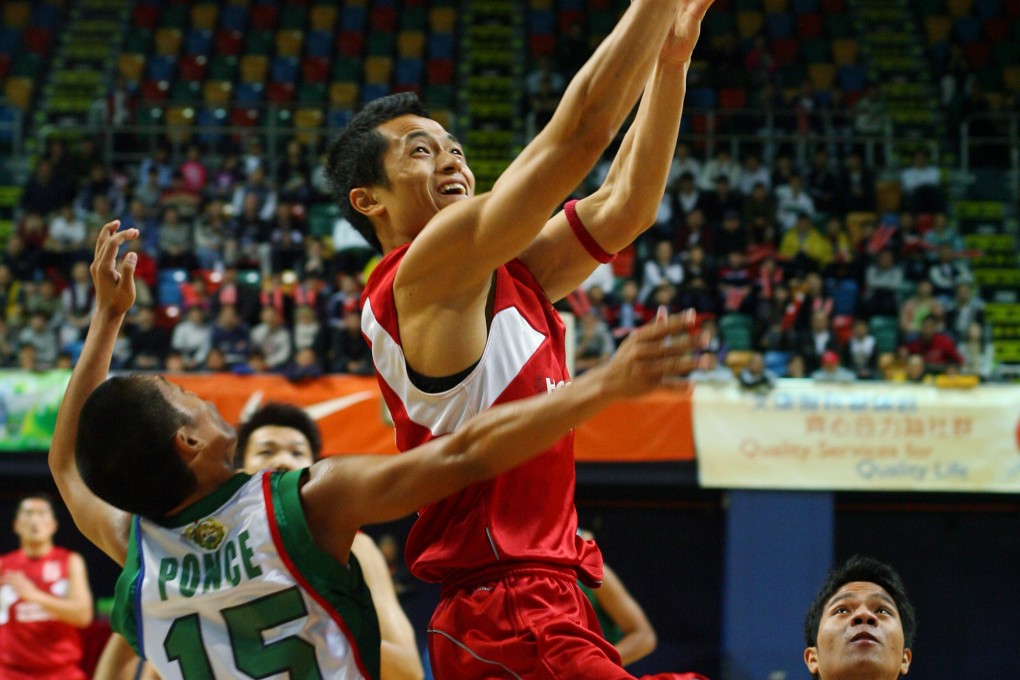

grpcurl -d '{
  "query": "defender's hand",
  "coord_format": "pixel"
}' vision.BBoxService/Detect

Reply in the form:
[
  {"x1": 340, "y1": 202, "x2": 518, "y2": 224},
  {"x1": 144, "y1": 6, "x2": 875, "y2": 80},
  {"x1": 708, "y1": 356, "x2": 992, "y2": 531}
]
[
  {"x1": 660, "y1": 0, "x2": 716, "y2": 65},
  {"x1": 601, "y1": 309, "x2": 697, "y2": 398}
]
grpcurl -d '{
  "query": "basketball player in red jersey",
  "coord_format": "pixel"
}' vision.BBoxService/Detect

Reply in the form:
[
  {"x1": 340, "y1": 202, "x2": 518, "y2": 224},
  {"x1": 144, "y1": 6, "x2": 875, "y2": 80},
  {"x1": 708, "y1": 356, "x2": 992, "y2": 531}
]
[
  {"x1": 326, "y1": 0, "x2": 713, "y2": 676},
  {"x1": 0, "y1": 494, "x2": 94, "y2": 680}
]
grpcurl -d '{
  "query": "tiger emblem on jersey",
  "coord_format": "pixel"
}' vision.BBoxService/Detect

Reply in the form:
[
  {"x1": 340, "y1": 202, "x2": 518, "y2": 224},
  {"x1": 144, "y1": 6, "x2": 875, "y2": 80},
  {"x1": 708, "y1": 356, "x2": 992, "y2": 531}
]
[{"x1": 183, "y1": 518, "x2": 226, "y2": 551}]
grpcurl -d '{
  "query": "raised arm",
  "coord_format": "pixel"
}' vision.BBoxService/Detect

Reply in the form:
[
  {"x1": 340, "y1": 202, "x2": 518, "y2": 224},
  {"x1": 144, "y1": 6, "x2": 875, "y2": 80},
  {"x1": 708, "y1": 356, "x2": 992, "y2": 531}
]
[
  {"x1": 49, "y1": 221, "x2": 138, "y2": 566},
  {"x1": 0, "y1": 552, "x2": 94, "y2": 627},
  {"x1": 398, "y1": 0, "x2": 684, "y2": 301},
  {"x1": 301, "y1": 312, "x2": 694, "y2": 538},
  {"x1": 520, "y1": 0, "x2": 714, "y2": 302}
]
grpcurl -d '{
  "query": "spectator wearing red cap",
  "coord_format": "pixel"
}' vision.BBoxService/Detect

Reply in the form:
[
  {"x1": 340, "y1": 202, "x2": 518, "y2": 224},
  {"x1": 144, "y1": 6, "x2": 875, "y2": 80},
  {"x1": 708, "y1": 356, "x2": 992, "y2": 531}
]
[{"x1": 811, "y1": 351, "x2": 857, "y2": 383}]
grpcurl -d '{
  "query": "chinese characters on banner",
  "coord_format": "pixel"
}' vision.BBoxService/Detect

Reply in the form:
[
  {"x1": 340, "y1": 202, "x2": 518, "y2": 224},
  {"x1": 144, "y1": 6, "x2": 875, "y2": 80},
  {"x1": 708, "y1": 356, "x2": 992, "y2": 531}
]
[{"x1": 693, "y1": 382, "x2": 1020, "y2": 492}]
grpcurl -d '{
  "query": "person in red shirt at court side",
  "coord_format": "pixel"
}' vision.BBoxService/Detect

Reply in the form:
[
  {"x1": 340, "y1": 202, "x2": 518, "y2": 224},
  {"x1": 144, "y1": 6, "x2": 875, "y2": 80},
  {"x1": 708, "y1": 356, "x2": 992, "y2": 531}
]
[{"x1": 0, "y1": 494, "x2": 94, "y2": 680}]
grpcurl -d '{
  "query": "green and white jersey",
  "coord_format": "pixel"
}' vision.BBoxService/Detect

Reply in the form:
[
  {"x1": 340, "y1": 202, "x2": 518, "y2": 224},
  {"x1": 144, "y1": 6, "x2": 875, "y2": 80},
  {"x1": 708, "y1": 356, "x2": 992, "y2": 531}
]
[{"x1": 111, "y1": 470, "x2": 381, "y2": 680}]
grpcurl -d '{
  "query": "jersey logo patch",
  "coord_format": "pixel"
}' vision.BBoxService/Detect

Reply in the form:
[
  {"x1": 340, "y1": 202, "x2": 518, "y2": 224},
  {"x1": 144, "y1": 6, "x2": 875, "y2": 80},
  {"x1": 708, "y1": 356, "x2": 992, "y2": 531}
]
[{"x1": 183, "y1": 518, "x2": 226, "y2": 551}]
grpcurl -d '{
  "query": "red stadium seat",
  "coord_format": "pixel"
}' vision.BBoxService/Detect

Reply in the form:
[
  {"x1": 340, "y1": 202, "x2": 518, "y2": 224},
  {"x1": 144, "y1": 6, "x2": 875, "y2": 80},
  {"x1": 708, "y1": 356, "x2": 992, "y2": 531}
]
[
  {"x1": 964, "y1": 41, "x2": 990, "y2": 67},
  {"x1": 177, "y1": 55, "x2": 207, "y2": 82},
  {"x1": 22, "y1": 28, "x2": 52, "y2": 55},
  {"x1": 132, "y1": 4, "x2": 159, "y2": 29},
  {"x1": 820, "y1": 0, "x2": 847, "y2": 13},
  {"x1": 251, "y1": 6, "x2": 279, "y2": 31},
  {"x1": 427, "y1": 58, "x2": 454, "y2": 85},
  {"x1": 529, "y1": 34, "x2": 556, "y2": 57},
  {"x1": 558, "y1": 9, "x2": 584, "y2": 32},
  {"x1": 214, "y1": 30, "x2": 242, "y2": 56},
  {"x1": 337, "y1": 31, "x2": 364, "y2": 57},
  {"x1": 266, "y1": 82, "x2": 295, "y2": 102},
  {"x1": 0, "y1": 54, "x2": 10, "y2": 79},
  {"x1": 983, "y1": 16, "x2": 1011, "y2": 40},
  {"x1": 371, "y1": 7, "x2": 398, "y2": 32},
  {"x1": 719, "y1": 87, "x2": 749, "y2": 109},
  {"x1": 772, "y1": 38, "x2": 799, "y2": 66},
  {"x1": 796, "y1": 13, "x2": 824, "y2": 38},
  {"x1": 301, "y1": 56, "x2": 330, "y2": 83},
  {"x1": 141, "y1": 79, "x2": 169, "y2": 100}
]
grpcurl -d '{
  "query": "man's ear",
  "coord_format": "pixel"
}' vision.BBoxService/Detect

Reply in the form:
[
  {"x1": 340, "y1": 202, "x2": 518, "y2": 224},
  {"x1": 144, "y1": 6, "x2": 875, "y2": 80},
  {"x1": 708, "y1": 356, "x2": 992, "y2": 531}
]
[
  {"x1": 804, "y1": 646, "x2": 819, "y2": 675},
  {"x1": 349, "y1": 187, "x2": 384, "y2": 219},
  {"x1": 171, "y1": 426, "x2": 202, "y2": 464},
  {"x1": 900, "y1": 647, "x2": 912, "y2": 675}
]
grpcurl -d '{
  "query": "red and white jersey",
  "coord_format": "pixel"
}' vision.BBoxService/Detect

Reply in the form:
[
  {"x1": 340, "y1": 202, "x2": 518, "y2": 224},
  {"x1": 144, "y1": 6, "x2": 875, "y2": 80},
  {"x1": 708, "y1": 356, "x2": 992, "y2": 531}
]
[
  {"x1": 362, "y1": 245, "x2": 602, "y2": 585},
  {"x1": 0, "y1": 546, "x2": 85, "y2": 677}
]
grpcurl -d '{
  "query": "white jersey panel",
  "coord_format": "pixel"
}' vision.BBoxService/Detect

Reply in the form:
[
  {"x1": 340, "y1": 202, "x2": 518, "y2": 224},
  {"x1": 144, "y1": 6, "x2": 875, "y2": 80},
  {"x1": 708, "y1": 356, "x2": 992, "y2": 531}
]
[{"x1": 135, "y1": 473, "x2": 367, "y2": 680}]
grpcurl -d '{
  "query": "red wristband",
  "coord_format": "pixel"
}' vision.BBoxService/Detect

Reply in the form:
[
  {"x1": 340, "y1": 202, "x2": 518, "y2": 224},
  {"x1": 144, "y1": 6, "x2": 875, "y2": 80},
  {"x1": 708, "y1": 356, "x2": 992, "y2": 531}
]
[{"x1": 564, "y1": 199, "x2": 615, "y2": 264}]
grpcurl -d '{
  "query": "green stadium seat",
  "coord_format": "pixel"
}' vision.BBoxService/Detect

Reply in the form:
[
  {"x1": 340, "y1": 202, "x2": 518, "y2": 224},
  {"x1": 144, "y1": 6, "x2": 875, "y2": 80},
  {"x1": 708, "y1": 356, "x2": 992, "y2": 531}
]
[
  {"x1": 720, "y1": 314, "x2": 755, "y2": 351},
  {"x1": 870, "y1": 316, "x2": 900, "y2": 353}
]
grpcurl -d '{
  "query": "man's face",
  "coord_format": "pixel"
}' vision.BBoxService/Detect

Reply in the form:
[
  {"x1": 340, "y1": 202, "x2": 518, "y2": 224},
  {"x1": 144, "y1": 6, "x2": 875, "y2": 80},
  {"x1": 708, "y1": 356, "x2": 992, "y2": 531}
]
[
  {"x1": 242, "y1": 425, "x2": 314, "y2": 474},
  {"x1": 371, "y1": 115, "x2": 475, "y2": 237},
  {"x1": 805, "y1": 581, "x2": 911, "y2": 680},
  {"x1": 156, "y1": 378, "x2": 237, "y2": 463},
  {"x1": 14, "y1": 498, "x2": 57, "y2": 546}
]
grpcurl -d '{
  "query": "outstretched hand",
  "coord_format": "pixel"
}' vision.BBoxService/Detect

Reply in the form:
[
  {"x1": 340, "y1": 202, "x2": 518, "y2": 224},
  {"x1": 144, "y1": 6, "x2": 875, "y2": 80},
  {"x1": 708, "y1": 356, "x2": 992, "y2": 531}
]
[
  {"x1": 90, "y1": 220, "x2": 139, "y2": 320},
  {"x1": 660, "y1": 0, "x2": 716, "y2": 65},
  {"x1": 600, "y1": 309, "x2": 697, "y2": 398}
]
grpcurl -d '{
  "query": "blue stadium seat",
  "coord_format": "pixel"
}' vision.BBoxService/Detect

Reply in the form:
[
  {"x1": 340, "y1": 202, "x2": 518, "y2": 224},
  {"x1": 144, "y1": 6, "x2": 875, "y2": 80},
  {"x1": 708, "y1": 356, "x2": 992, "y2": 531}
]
[
  {"x1": 195, "y1": 107, "x2": 228, "y2": 146},
  {"x1": 687, "y1": 87, "x2": 718, "y2": 108},
  {"x1": 837, "y1": 64, "x2": 867, "y2": 91},
  {"x1": 236, "y1": 82, "x2": 264, "y2": 103},
  {"x1": 306, "y1": 30, "x2": 333, "y2": 57},
  {"x1": 341, "y1": 6, "x2": 368, "y2": 32},
  {"x1": 221, "y1": 5, "x2": 248, "y2": 31},
  {"x1": 31, "y1": 3, "x2": 61, "y2": 30},
  {"x1": 184, "y1": 29, "x2": 212, "y2": 56},
  {"x1": 831, "y1": 278, "x2": 860, "y2": 316},
  {"x1": 157, "y1": 269, "x2": 187, "y2": 305},
  {"x1": 765, "y1": 13, "x2": 794, "y2": 39},
  {"x1": 952, "y1": 16, "x2": 981, "y2": 44},
  {"x1": 361, "y1": 83, "x2": 390, "y2": 102},
  {"x1": 764, "y1": 350, "x2": 790, "y2": 376},
  {"x1": 974, "y1": 0, "x2": 1003, "y2": 18},
  {"x1": 271, "y1": 56, "x2": 299, "y2": 83},
  {"x1": 147, "y1": 55, "x2": 176, "y2": 81},
  {"x1": 327, "y1": 108, "x2": 355, "y2": 129},
  {"x1": 0, "y1": 29, "x2": 22, "y2": 56},
  {"x1": 395, "y1": 58, "x2": 423, "y2": 86},
  {"x1": 0, "y1": 106, "x2": 18, "y2": 144},
  {"x1": 529, "y1": 10, "x2": 555, "y2": 33},
  {"x1": 792, "y1": 0, "x2": 821, "y2": 12},
  {"x1": 428, "y1": 33, "x2": 455, "y2": 59}
]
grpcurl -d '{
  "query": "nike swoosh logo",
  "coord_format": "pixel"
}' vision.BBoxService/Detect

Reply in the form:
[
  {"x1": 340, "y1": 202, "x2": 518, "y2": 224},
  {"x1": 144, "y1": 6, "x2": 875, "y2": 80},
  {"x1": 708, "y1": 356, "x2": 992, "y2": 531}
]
[{"x1": 239, "y1": 391, "x2": 377, "y2": 424}]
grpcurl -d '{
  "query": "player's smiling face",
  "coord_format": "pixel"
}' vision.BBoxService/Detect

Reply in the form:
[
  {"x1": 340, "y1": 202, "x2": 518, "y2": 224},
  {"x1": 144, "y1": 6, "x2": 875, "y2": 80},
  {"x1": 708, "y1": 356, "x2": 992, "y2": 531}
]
[{"x1": 374, "y1": 115, "x2": 474, "y2": 236}]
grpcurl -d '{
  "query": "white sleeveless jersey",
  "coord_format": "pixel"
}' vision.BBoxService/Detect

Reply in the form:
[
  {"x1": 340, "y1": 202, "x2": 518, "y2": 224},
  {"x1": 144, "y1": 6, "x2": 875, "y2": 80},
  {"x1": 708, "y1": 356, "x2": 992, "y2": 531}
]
[{"x1": 111, "y1": 471, "x2": 380, "y2": 680}]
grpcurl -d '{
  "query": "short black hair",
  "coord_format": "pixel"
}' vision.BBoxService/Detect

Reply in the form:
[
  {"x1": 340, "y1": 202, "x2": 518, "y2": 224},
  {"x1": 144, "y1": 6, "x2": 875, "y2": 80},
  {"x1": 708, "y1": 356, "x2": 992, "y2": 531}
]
[
  {"x1": 234, "y1": 402, "x2": 322, "y2": 467},
  {"x1": 804, "y1": 555, "x2": 916, "y2": 649},
  {"x1": 76, "y1": 376, "x2": 197, "y2": 517},
  {"x1": 325, "y1": 92, "x2": 429, "y2": 253},
  {"x1": 15, "y1": 493, "x2": 54, "y2": 517}
]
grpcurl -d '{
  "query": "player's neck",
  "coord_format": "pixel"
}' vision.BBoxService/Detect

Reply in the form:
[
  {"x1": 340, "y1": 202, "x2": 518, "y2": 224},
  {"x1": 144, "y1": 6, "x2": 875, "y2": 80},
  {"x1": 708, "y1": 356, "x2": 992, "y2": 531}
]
[{"x1": 20, "y1": 541, "x2": 52, "y2": 558}]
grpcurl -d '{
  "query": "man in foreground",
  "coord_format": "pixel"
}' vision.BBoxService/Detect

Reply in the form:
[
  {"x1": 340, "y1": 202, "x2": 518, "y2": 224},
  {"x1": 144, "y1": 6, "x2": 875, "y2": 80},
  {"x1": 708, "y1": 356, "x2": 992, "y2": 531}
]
[
  {"x1": 804, "y1": 556, "x2": 914, "y2": 680},
  {"x1": 328, "y1": 0, "x2": 711, "y2": 675},
  {"x1": 49, "y1": 221, "x2": 692, "y2": 679}
]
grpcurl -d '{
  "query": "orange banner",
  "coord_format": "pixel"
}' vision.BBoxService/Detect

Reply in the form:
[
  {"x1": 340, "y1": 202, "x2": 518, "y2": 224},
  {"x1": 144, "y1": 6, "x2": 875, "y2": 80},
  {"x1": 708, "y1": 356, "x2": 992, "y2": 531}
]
[{"x1": 170, "y1": 375, "x2": 696, "y2": 462}]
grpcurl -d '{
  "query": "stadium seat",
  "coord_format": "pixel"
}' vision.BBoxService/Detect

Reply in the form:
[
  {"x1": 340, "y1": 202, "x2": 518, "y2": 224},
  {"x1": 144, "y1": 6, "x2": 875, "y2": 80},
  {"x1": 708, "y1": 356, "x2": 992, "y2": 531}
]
[
  {"x1": 280, "y1": 6, "x2": 308, "y2": 30},
  {"x1": 946, "y1": 0, "x2": 974, "y2": 15},
  {"x1": 765, "y1": 12, "x2": 794, "y2": 39},
  {"x1": 294, "y1": 108, "x2": 324, "y2": 143},
  {"x1": 802, "y1": 37, "x2": 832, "y2": 62},
  {"x1": 165, "y1": 106, "x2": 194, "y2": 142},
  {"x1": 925, "y1": 16, "x2": 952, "y2": 44},
  {"x1": 952, "y1": 16, "x2": 982, "y2": 44},
  {"x1": 140, "y1": 79, "x2": 169, "y2": 101},
  {"x1": 184, "y1": 29, "x2": 212, "y2": 56},
  {"x1": 298, "y1": 82, "x2": 326, "y2": 103},
  {"x1": 337, "y1": 32, "x2": 365, "y2": 57},
  {"x1": 214, "y1": 30, "x2": 243, "y2": 56},
  {"x1": 240, "y1": 55, "x2": 268, "y2": 83},
  {"x1": 837, "y1": 64, "x2": 867, "y2": 91},
  {"x1": 398, "y1": 31, "x2": 426, "y2": 58},
  {"x1": 306, "y1": 30, "x2": 334, "y2": 57},
  {"x1": 870, "y1": 316, "x2": 899, "y2": 353},
  {"x1": 235, "y1": 82, "x2": 264, "y2": 104},
  {"x1": 796, "y1": 13, "x2": 824, "y2": 38},
  {"x1": 832, "y1": 38, "x2": 859, "y2": 65},
  {"x1": 221, "y1": 5, "x2": 248, "y2": 32},
  {"x1": 302, "y1": 57, "x2": 330, "y2": 83},
  {"x1": 427, "y1": 59, "x2": 454, "y2": 84},
  {"x1": 0, "y1": 55, "x2": 10, "y2": 79},
  {"x1": 365, "y1": 56, "x2": 394, "y2": 84},
  {"x1": 3, "y1": 77, "x2": 32, "y2": 110},
  {"x1": 720, "y1": 314, "x2": 755, "y2": 351},
  {"x1": 246, "y1": 31, "x2": 274, "y2": 56},
  {"x1": 22, "y1": 28, "x2": 52, "y2": 56},
  {"x1": 772, "y1": 38, "x2": 799, "y2": 65},
  {"x1": 251, "y1": 5, "x2": 279, "y2": 31},
  {"x1": 271, "y1": 57, "x2": 299, "y2": 83},
  {"x1": 203, "y1": 80, "x2": 233, "y2": 106},
  {"x1": 118, "y1": 53, "x2": 146, "y2": 82},
  {"x1": 1003, "y1": 66, "x2": 1020, "y2": 92},
  {"x1": 430, "y1": 7, "x2": 458, "y2": 32},
  {"x1": 267, "y1": 81, "x2": 296, "y2": 102},
  {"x1": 178, "y1": 55, "x2": 207, "y2": 82},
  {"x1": 395, "y1": 58, "x2": 423, "y2": 87},
  {"x1": 329, "y1": 81, "x2": 359, "y2": 107},
  {"x1": 764, "y1": 350, "x2": 790, "y2": 376},
  {"x1": 332, "y1": 57, "x2": 360, "y2": 82},
  {"x1": 361, "y1": 83, "x2": 390, "y2": 103},
  {"x1": 824, "y1": 12, "x2": 854, "y2": 37},
  {"x1": 341, "y1": 6, "x2": 368, "y2": 31},
  {"x1": 209, "y1": 55, "x2": 238, "y2": 81},
  {"x1": 276, "y1": 30, "x2": 305, "y2": 58},
  {"x1": 737, "y1": 11, "x2": 764, "y2": 38},
  {"x1": 154, "y1": 28, "x2": 183, "y2": 56},
  {"x1": 371, "y1": 7, "x2": 399, "y2": 32},
  {"x1": 808, "y1": 63, "x2": 836, "y2": 88},
  {"x1": 428, "y1": 33, "x2": 455, "y2": 59},
  {"x1": 831, "y1": 279, "x2": 860, "y2": 316},
  {"x1": 310, "y1": 5, "x2": 338, "y2": 30},
  {"x1": 147, "y1": 54, "x2": 176, "y2": 81},
  {"x1": 191, "y1": 4, "x2": 219, "y2": 31},
  {"x1": 131, "y1": 4, "x2": 159, "y2": 29}
]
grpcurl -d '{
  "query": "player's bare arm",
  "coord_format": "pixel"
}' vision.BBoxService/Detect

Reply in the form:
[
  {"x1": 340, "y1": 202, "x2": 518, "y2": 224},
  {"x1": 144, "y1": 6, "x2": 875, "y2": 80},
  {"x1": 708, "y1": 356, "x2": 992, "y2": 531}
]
[
  {"x1": 300, "y1": 313, "x2": 693, "y2": 550},
  {"x1": 49, "y1": 221, "x2": 139, "y2": 566},
  {"x1": 0, "y1": 552, "x2": 93, "y2": 627},
  {"x1": 522, "y1": 0, "x2": 715, "y2": 302},
  {"x1": 392, "y1": 0, "x2": 686, "y2": 375},
  {"x1": 351, "y1": 533, "x2": 425, "y2": 680}
]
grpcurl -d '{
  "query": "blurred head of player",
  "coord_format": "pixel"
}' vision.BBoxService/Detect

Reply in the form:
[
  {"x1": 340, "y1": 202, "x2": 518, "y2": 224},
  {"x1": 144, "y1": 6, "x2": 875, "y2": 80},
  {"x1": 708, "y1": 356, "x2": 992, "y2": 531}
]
[{"x1": 236, "y1": 402, "x2": 320, "y2": 473}]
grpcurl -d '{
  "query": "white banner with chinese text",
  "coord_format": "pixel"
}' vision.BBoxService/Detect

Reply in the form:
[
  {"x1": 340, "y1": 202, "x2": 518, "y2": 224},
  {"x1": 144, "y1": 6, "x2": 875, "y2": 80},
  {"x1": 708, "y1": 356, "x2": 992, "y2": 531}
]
[{"x1": 693, "y1": 382, "x2": 1020, "y2": 492}]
